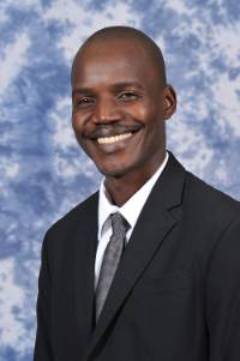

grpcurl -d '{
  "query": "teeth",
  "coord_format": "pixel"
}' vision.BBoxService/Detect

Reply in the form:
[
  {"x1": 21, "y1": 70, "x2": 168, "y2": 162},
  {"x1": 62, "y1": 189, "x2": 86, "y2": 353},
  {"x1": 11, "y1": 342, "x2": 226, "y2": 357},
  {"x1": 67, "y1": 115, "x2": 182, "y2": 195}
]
[{"x1": 97, "y1": 132, "x2": 132, "y2": 144}]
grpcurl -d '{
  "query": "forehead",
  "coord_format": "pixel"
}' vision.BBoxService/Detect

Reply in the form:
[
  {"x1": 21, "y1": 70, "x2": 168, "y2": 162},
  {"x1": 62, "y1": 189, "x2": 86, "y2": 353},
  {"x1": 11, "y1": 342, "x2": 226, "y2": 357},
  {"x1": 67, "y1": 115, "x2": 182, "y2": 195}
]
[{"x1": 72, "y1": 39, "x2": 159, "y2": 89}]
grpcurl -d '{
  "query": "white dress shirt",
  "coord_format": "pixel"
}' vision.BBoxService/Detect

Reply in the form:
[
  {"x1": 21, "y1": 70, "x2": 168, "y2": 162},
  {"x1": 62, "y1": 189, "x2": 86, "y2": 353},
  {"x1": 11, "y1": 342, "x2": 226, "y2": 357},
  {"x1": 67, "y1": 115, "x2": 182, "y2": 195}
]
[{"x1": 95, "y1": 152, "x2": 169, "y2": 289}]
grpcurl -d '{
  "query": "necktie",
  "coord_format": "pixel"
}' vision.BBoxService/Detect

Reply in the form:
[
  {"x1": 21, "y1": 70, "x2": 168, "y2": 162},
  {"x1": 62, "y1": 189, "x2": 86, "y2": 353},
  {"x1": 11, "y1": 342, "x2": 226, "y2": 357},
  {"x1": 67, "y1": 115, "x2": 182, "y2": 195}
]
[{"x1": 95, "y1": 212, "x2": 129, "y2": 321}]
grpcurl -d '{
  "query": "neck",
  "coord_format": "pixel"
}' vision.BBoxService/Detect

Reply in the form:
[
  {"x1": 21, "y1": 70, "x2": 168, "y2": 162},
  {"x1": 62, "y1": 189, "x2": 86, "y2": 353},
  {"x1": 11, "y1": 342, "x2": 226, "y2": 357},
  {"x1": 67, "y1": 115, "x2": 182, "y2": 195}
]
[{"x1": 104, "y1": 153, "x2": 166, "y2": 207}]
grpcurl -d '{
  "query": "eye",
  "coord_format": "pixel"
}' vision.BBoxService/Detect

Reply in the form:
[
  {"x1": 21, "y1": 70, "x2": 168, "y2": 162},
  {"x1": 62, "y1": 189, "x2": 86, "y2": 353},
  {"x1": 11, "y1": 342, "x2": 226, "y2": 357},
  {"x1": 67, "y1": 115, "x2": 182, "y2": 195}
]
[
  {"x1": 118, "y1": 91, "x2": 140, "y2": 102},
  {"x1": 74, "y1": 96, "x2": 95, "y2": 109}
]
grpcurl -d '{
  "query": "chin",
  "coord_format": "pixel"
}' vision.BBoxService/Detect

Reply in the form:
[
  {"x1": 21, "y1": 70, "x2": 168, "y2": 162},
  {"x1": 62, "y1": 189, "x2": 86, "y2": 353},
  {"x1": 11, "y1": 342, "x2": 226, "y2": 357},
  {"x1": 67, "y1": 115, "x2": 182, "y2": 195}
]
[
  {"x1": 96, "y1": 162, "x2": 130, "y2": 178},
  {"x1": 98, "y1": 167, "x2": 126, "y2": 178}
]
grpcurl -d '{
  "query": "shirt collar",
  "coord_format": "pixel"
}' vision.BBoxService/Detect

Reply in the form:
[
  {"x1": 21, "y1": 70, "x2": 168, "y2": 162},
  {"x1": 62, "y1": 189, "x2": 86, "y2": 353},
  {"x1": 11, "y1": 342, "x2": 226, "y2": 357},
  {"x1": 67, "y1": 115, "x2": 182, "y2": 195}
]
[{"x1": 98, "y1": 152, "x2": 169, "y2": 240}]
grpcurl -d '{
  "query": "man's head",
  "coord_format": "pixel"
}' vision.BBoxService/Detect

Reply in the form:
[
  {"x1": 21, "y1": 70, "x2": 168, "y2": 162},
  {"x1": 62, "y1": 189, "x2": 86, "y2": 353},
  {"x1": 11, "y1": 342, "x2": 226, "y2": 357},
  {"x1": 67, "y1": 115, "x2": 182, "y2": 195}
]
[{"x1": 71, "y1": 26, "x2": 176, "y2": 180}]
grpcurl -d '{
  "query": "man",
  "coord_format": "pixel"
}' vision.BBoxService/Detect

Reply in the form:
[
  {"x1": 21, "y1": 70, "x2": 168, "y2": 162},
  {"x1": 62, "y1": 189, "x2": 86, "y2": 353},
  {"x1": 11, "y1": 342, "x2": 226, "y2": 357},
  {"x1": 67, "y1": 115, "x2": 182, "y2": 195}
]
[{"x1": 34, "y1": 26, "x2": 240, "y2": 361}]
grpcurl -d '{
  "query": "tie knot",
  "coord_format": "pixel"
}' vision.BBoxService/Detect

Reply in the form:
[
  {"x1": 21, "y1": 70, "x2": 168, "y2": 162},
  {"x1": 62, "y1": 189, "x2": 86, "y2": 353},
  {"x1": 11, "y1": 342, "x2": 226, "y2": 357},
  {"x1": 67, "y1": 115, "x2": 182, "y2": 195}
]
[{"x1": 110, "y1": 212, "x2": 129, "y2": 236}]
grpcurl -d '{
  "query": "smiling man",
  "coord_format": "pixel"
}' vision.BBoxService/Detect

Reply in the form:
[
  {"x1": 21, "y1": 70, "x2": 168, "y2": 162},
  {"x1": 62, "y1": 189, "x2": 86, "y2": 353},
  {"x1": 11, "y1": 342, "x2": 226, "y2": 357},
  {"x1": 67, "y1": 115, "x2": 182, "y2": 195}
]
[
  {"x1": 34, "y1": 27, "x2": 240, "y2": 361},
  {"x1": 71, "y1": 28, "x2": 176, "y2": 206}
]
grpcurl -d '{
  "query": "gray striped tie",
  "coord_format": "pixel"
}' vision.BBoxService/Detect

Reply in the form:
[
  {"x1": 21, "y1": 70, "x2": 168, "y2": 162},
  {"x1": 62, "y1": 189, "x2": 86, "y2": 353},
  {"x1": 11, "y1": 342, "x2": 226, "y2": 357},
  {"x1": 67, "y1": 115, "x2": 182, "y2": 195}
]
[{"x1": 95, "y1": 212, "x2": 129, "y2": 321}]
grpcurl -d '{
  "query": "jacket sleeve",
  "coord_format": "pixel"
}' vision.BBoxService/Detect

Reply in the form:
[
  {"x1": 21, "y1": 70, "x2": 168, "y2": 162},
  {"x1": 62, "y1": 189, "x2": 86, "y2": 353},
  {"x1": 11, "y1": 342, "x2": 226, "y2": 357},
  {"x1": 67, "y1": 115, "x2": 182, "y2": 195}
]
[
  {"x1": 206, "y1": 217, "x2": 240, "y2": 361},
  {"x1": 34, "y1": 232, "x2": 54, "y2": 361}
]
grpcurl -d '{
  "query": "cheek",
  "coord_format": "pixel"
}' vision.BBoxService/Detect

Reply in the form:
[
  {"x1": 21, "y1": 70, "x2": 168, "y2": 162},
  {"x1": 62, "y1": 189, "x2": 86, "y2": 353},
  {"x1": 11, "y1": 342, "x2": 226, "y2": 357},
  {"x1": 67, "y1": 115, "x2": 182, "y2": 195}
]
[
  {"x1": 71, "y1": 113, "x2": 80, "y2": 132},
  {"x1": 129, "y1": 102, "x2": 150, "y2": 120},
  {"x1": 132, "y1": 100, "x2": 159, "y2": 125},
  {"x1": 72, "y1": 112, "x2": 91, "y2": 137},
  {"x1": 135, "y1": 108, "x2": 149, "y2": 122},
  {"x1": 72, "y1": 111, "x2": 83, "y2": 128},
  {"x1": 71, "y1": 116, "x2": 87, "y2": 150}
]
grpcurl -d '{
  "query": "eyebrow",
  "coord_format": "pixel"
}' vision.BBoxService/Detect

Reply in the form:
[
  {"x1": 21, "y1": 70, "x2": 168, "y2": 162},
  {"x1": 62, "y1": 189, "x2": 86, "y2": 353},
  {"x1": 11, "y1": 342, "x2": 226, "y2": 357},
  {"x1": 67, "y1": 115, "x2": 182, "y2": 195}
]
[{"x1": 72, "y1": 81, "x2": 144, "y2": 97}]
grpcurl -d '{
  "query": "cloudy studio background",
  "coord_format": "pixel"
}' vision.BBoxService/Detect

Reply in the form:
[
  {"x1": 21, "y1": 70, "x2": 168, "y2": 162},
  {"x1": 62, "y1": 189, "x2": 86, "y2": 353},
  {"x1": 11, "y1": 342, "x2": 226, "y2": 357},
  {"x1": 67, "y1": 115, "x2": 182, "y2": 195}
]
[{"x1": 0, "y1": 0, "x2": 239, "y2": 360}]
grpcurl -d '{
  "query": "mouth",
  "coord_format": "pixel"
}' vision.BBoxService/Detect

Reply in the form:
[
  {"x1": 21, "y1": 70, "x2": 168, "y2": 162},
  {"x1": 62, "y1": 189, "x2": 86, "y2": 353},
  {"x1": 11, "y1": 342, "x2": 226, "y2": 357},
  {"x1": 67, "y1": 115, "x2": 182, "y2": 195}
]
[{"x1": 97, "y1": 132, "x2": 133, "y2": 144}]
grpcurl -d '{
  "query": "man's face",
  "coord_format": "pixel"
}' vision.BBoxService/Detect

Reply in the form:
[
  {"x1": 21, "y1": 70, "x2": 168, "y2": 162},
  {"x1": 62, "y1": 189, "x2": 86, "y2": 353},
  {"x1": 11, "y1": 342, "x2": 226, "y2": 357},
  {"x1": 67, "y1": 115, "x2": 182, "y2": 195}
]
[{"x1": 72, "y1": 38, "x2": 175, "y2": 179}]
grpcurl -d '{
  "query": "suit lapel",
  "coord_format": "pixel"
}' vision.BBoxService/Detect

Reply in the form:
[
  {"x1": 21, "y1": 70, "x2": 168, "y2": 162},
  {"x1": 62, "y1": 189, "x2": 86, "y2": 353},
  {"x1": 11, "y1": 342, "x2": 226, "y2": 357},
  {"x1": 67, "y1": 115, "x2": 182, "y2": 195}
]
[
  {"x1": 82, "y1": 153, "x2": 186, "y2": 360},
  {"x1": 73, "y1": 192, "x2": 98, "y2": 337}
]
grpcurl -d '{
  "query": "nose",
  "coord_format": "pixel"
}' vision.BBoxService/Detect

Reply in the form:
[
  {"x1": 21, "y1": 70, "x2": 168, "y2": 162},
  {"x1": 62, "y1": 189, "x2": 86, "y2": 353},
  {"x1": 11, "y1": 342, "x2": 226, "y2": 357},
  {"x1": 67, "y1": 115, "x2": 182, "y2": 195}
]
[{"x1": 93, "y1": 96, "x2": 122, "y2": 124}]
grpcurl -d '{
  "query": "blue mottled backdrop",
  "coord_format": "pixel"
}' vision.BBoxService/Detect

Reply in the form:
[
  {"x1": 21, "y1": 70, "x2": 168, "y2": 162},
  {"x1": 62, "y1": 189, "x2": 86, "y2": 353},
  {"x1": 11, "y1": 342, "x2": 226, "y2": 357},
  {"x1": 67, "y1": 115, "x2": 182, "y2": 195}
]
[{"x1": 0, "y1": 0, "x2": 239, "y2": 360}]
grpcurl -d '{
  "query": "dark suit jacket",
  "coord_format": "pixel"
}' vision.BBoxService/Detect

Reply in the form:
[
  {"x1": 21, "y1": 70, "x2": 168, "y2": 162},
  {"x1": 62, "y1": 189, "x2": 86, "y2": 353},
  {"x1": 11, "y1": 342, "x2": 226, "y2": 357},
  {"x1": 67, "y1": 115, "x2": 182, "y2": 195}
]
[{"x1": 34, "y1": 153, "x2": 240, "y2": 361}]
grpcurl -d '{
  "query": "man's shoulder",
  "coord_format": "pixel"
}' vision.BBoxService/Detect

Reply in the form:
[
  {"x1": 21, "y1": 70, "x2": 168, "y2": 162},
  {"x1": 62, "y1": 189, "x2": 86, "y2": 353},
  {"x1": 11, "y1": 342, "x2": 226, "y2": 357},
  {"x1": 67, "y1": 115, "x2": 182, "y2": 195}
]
[
  {"x1": 167, "y1": 153, "x2": 239, "y2": 219},
  {"x1": 185, "y1": 170, "x2": 240, "y2": 223},
  {"x1": 46, "y1": 190, "x2": 99, "y2": 238}
]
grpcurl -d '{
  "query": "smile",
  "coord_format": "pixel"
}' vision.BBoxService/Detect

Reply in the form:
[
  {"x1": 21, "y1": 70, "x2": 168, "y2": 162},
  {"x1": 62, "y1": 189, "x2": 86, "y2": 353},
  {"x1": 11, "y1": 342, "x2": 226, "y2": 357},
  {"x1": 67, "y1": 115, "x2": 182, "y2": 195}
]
[{"x1": 97, "y1": 132, "x2": 133, "y2": 144}]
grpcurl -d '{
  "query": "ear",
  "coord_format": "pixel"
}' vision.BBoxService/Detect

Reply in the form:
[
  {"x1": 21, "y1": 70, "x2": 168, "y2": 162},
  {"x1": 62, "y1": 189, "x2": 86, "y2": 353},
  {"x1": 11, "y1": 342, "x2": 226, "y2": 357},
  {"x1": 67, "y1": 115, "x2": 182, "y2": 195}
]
[{"x1": 162, "y1": 84, "x2": 177, "y2": 119}]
